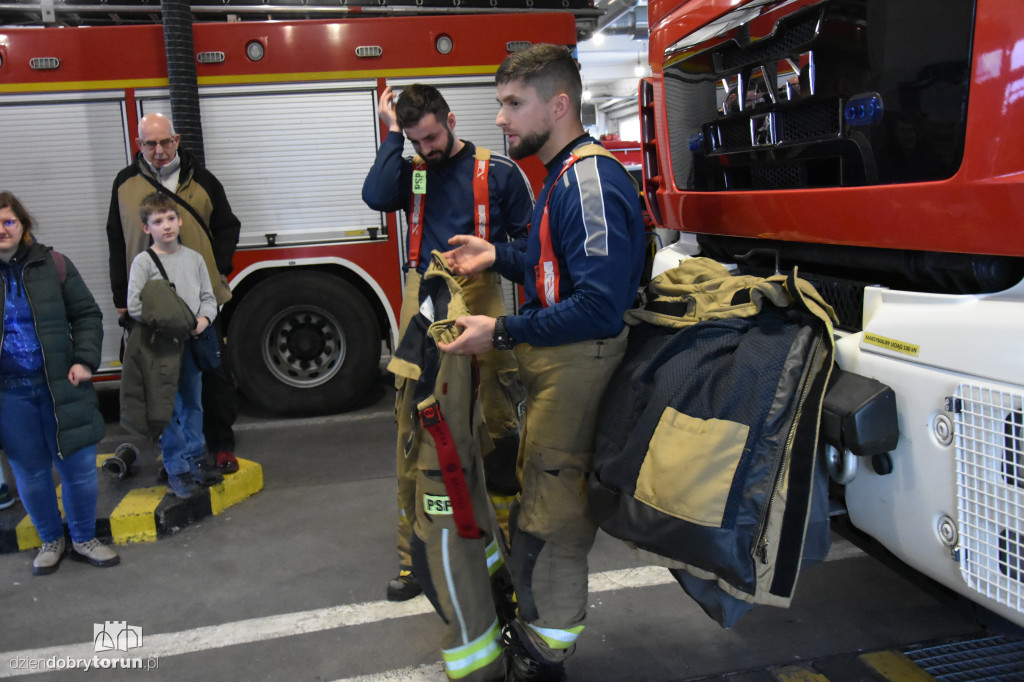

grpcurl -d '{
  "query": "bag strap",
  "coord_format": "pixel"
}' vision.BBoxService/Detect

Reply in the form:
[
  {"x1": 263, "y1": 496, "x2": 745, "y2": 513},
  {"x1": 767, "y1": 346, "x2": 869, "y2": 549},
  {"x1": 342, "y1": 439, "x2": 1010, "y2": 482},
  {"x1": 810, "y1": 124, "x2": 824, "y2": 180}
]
[
  {"x1": 145, "y1": 248, "x2": 173, "y2": 288},
  {"x1": 143, "y1": 248, "x2": 204, "y2": 325},
  {"x1": 139, "y1": 171, "x2": 216, "y2": 247}
]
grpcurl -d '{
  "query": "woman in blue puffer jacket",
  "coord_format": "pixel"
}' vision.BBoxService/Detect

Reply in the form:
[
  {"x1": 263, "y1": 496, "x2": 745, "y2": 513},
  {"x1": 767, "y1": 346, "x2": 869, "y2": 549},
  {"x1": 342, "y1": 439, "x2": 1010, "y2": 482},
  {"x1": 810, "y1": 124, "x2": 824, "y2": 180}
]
[{"x1": 0, "y1": 190, "x2": 119, "y2": 576}]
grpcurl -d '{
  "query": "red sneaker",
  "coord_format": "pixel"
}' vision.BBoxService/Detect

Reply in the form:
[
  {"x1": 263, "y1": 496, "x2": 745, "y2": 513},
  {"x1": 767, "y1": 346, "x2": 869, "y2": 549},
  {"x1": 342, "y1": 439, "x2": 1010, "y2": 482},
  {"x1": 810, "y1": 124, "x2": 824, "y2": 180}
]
[{"x1": 216, "y1": 450, "x2": 240, "y2": 474}]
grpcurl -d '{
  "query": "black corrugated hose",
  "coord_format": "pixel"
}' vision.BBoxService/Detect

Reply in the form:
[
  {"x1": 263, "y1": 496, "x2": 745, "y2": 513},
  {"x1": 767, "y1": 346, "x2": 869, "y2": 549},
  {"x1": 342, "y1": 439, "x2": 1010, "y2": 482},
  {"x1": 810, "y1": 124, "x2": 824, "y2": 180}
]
[{"x1": 160, "y1": 0, "x2": 205, "y2": 165}]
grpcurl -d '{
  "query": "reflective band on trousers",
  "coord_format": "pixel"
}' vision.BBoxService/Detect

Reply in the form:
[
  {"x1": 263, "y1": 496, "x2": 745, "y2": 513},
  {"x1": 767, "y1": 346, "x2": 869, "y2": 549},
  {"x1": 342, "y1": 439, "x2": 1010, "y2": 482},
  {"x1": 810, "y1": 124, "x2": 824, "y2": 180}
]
[
  {"x1": 526, "y1": 622, "x2": 585, "y2": 650},
  {"x1": 485, "y1": 538, "x2": 503, "y2": 576},
  {"x1": 442, "y1": 618, "x2": 502, "y2": 678}
]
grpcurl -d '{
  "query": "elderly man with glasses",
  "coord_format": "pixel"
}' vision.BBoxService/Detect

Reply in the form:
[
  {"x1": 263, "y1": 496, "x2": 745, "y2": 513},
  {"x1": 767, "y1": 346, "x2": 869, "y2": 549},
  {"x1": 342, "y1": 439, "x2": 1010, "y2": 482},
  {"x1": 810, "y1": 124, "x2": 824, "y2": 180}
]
[{"x1": 105, "y1": 112, "x2": 242, "y2": 478}]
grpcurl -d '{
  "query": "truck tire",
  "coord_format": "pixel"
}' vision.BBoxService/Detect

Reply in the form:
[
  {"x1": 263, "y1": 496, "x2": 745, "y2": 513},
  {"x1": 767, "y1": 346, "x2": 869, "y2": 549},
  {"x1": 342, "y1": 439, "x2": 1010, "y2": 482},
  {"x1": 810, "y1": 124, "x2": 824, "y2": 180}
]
[{"x1": 226, "y1": 271, "x2": 381, "y2": 415}]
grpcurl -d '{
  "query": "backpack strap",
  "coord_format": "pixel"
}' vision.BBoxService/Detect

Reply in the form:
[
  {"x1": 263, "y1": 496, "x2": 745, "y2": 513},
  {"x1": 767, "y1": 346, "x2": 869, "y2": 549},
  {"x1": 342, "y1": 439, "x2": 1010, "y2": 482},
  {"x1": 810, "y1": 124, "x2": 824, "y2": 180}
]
[{"x1": 49, "y1": 250, "x2": 66, "y2": 288}]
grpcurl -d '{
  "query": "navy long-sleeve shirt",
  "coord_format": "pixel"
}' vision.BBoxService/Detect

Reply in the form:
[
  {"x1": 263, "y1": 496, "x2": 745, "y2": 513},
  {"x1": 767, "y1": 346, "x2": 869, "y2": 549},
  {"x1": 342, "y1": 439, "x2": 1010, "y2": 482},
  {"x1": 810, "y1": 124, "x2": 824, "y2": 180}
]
[
  {"x1": 362, "y1": 131, "x2": 533, "y2": 273},
  {"x1": 493, "y1": 136, "x2": 645, "y2": 347}
]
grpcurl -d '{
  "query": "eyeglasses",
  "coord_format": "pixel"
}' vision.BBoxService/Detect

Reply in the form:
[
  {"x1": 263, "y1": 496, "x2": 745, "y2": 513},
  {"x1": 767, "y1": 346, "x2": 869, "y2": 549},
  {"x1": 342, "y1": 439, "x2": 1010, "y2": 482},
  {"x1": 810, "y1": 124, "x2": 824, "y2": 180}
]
[
  {"x1": 140, "y1": 137, "x2": 177, "y2": 150},
  {"x1": 1, "y1": 218, "x2": 18, "y2": 229}
]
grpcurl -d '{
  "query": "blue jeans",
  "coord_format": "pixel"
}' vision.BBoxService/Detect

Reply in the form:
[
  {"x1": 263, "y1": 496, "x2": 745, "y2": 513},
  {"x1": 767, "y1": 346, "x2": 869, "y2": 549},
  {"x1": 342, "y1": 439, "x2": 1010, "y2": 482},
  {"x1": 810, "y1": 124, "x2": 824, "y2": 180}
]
[
  {"x1": 160, "y1": 342, "x2": 205, "y2": 475},
  {"x1": 0, "y1": 382, "x2": 99, "y2": 543}
]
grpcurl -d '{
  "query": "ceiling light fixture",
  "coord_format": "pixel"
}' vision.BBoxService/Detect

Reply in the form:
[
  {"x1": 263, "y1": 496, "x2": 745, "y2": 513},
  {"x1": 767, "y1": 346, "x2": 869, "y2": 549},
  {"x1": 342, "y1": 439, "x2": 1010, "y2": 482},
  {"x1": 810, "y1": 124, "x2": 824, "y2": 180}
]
[{"x1": 634, "y1": 52, "x2": 646, "y2": 77}]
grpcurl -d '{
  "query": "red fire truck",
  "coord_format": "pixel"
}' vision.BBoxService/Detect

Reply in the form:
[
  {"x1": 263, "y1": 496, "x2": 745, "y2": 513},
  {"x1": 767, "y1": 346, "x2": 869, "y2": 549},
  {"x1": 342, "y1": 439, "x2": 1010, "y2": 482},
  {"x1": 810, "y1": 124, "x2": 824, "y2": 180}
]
[
  {"x1": 640, "y1": 0, "x2": 1024, "y2": 628},
  {"x1": 0, "y1": 8, "x2": 578, "y2": 414}
]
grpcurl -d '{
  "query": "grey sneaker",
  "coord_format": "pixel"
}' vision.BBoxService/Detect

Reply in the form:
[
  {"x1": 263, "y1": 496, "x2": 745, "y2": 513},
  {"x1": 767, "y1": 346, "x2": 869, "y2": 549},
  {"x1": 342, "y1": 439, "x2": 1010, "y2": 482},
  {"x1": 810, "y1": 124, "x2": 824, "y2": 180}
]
[
  {"x1": 32, "y1": 536, "x2": 66, "y2": 576},
  {"x1": 70, "y1": 538, "x2": 120, "y2": 568}
]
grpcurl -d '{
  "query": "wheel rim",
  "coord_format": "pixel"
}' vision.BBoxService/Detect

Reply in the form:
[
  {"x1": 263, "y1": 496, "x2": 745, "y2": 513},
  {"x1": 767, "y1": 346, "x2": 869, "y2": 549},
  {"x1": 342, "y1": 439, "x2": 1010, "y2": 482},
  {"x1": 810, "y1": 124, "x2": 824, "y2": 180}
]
[{"x1": 260, "y1": 305, "x2": 347, "y2": 388}]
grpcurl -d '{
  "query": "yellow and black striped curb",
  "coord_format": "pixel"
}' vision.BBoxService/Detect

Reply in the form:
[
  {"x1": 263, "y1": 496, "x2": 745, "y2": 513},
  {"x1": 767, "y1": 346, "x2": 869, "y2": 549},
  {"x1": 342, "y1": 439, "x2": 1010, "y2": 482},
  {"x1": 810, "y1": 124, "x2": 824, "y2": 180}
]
[{"x1": 0, "y1": 453, "x2": 263, "y2": 554}]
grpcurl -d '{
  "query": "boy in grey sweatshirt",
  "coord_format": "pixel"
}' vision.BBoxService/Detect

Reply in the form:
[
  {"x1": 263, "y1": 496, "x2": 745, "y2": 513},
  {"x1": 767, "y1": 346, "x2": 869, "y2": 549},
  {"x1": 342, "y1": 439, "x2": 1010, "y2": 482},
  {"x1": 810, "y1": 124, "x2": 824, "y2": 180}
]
[{"x1": 127, "y1": 193, "x2": 218, "y2": 498}]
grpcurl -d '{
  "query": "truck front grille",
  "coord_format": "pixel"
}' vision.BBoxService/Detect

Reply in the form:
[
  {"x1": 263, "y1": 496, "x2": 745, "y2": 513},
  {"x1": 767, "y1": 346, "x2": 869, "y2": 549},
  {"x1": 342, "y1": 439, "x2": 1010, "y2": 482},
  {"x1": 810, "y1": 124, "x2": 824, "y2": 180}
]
[{"x1": 954, "y1": 385, "x2": 1024, "y2": 618}]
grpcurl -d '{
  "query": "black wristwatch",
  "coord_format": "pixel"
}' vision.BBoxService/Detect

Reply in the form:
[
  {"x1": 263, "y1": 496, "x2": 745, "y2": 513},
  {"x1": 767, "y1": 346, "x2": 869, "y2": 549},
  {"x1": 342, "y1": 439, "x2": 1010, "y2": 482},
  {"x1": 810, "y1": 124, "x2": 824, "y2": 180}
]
[{"x1": 492, "y1": 316, "x2": 515, "y2": 351}]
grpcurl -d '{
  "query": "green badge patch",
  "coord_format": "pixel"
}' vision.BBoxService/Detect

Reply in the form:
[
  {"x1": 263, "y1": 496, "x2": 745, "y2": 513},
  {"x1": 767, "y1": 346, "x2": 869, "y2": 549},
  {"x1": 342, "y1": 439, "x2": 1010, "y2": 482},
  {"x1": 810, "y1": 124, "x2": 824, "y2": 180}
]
[
  {"x1": 423, "y1": 494, "x2": 453, "y2": 516},
  {"x1": 412, "y1": 169, "x2": 427, "y2": 194}
]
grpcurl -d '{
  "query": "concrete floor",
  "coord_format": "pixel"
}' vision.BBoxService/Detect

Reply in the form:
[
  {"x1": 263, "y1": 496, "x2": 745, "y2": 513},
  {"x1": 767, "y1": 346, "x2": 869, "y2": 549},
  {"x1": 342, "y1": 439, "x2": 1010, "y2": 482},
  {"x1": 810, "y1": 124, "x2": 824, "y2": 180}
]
[{"x1": 0, "y1": 375, "x2": 989, "y2": 681}]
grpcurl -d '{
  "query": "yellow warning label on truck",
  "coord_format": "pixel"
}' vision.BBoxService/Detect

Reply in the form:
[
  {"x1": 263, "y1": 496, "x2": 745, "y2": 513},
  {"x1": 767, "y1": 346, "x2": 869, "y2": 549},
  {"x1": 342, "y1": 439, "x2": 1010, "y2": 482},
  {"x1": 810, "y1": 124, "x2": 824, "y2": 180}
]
[{"x1": 863, "y1": 333, "x2": 920, "y2": 357}]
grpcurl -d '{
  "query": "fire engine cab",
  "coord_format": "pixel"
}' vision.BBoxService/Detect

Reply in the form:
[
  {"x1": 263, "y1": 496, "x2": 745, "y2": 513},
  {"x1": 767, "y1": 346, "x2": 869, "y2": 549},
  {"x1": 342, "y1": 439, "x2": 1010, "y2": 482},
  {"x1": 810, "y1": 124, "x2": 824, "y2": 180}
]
[{"x1": 640, "y1": 0, "x2": 1024, "y2": 629}]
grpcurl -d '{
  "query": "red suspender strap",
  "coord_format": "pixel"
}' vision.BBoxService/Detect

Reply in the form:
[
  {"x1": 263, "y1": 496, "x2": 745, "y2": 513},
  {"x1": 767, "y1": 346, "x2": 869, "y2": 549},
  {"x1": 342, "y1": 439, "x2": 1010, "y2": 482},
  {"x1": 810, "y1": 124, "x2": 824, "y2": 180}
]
[
  {"x1": 535, "y1": 153, "x2": 580, "y2": 308},
  {"x1": 472, "y1": 147, "x2": 491, "y2": 241},
  {"x1": 536, "y1": 204, "x2": 558, "y2": 308},
  {"x1": 419, "y1": 401, "x2": 482, "y2": 539},
  {"x1": 408, "y1": 147, "x2": 491, "y2": 268},
  {"x1": 534, "y1": 144, "x2": 630, "y2": 308},
  {"x1": 408, "y1": 156, "x2": 427, "y2": 269}
]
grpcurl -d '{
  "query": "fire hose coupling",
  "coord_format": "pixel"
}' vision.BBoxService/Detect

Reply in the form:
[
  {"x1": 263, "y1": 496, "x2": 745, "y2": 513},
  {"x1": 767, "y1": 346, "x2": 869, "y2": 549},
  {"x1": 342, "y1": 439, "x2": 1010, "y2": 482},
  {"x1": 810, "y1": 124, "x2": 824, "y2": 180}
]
[{"x1": 102, "y1": 443, "x2": 139, "y2": 481}]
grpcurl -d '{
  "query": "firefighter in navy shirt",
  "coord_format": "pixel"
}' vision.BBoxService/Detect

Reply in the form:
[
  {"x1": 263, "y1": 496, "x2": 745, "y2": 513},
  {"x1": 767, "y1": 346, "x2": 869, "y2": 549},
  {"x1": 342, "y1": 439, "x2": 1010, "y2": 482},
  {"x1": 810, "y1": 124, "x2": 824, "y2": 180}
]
[
  {"x1": 441, "y1": 45, "x2": 646, "y2": 681},
  {"x1": 361, "y1": 83, "x2": 533, "y2": 604}
]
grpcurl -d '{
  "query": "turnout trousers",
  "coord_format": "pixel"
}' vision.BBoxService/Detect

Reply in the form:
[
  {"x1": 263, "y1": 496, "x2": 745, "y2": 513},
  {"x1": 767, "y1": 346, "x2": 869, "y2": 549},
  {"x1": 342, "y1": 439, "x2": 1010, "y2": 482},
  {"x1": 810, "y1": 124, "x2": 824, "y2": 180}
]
[
  {"x1": 395, "y1": 270, "x2": 522, "y2": 573},
  {"x1": 407, "y1": 384, "x2": 507, "y2": 681},
  {"x1": 508, "y1": 329, "x2": 628, "y2": 663},
  {"x1": 391, "y1": 259, "x2": 508, "y2": 681}
]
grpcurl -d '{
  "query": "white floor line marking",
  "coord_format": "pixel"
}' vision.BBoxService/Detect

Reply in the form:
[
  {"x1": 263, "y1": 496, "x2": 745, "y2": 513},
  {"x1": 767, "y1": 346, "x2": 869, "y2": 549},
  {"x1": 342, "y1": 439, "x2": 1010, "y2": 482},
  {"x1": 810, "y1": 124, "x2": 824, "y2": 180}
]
[
  {"x1": 0, "y1": 598, "x2": 434, "y2": 679},
  {"x1": 330, "y1": 568, "x2": 678, "y2": 682},
  {"x1": 332, "y1": 663, "x2": 448, "y2": 682},
  {"x1": 0, "y1": 567, "x2": 671, "y2": 679},
  {"x1": 2, "y1": 550, "x2": 862, "y2": 679}
]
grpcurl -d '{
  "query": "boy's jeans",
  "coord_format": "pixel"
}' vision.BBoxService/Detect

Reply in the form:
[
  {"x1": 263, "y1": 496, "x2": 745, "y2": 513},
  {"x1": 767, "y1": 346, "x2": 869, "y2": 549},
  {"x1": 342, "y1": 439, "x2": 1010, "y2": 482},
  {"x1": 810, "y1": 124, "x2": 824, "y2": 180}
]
[
  {"x1": 161, "y1": 342, "x2": 206, "y2": 476},
  {"x1": 0, "y1": 382, "x2": 99, "y2": 543}
]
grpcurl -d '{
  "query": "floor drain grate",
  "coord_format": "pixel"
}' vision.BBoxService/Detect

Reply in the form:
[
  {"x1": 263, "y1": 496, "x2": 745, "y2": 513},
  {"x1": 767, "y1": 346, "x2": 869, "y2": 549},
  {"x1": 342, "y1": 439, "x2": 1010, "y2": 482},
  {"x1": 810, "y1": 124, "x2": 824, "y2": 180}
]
[{"x1": 903, "y1": 635, "x2": 1024, "y2": 681}]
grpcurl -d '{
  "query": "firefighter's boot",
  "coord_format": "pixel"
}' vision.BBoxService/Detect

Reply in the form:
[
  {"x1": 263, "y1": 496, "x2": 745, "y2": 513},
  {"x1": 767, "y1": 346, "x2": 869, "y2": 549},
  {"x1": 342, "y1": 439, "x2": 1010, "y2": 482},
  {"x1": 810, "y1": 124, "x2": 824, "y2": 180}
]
[{"x1": 502, "y1": 620, "x2": 567, "y2": 682}]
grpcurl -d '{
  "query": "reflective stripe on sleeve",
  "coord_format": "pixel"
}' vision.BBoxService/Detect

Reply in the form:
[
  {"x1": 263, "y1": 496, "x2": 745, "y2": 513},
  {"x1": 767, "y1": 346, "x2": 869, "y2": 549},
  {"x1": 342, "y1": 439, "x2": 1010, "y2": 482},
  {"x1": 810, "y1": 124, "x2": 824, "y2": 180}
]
[{"x1": 574, "y1": 159, "x2": 610, "y2": 257}]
